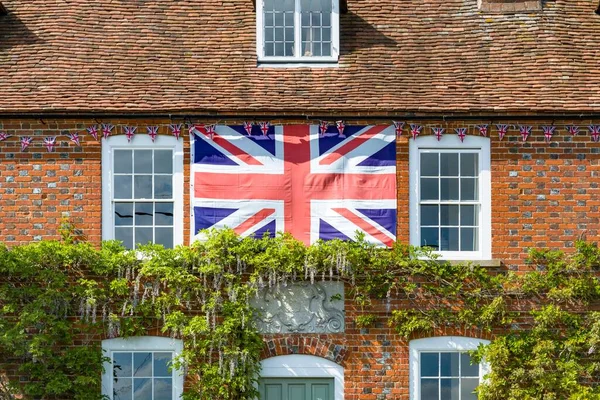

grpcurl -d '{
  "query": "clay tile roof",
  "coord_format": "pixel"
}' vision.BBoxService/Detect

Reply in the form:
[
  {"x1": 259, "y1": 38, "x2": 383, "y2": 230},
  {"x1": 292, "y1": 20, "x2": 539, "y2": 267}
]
[{"x1": 1, "y1": 0, "x2": 600, "y2": 114}]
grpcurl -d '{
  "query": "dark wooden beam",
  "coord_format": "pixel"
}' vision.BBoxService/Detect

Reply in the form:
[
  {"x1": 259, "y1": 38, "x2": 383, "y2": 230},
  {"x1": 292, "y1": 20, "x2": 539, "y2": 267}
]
[{"x1": 341, "y1": 0, "x2": 348, "y2": 13}]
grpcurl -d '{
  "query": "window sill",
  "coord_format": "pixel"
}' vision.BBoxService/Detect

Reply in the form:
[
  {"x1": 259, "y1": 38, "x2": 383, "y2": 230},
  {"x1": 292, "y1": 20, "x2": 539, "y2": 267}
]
[
  {"x1": 436, "y1": 259, "x2": 502, "y2": 268},
  {"x1": 257, "y1": 61, "x2": 339, "y2": 69}
]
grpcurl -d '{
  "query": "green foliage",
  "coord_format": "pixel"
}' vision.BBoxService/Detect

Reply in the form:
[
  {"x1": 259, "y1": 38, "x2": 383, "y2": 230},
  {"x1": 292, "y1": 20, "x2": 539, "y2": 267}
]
[{"x1": 1, "y1": 232, "x2": 600, "y2": 399}]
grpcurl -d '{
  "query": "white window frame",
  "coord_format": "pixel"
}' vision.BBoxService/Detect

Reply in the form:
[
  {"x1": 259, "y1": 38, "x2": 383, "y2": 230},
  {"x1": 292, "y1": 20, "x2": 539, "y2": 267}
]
[
  {"x1": 260, "y1": 355, "x2": 344, "y2": 400},
  {"x1": 101, "y1": 336, "x2": 184, "y2": 400},
  {"x1": 256, "y1": 0, "x2": 340, "y2": 63},
  {"x1": 409, "y1": 135, "x2": 491, "y2": 260},
  {"x1": 409, "y1": 336, "x2": 491, "y2": 400},
  {"x1": 102, "y1": 134, "x2": 184, "y2": 248}
]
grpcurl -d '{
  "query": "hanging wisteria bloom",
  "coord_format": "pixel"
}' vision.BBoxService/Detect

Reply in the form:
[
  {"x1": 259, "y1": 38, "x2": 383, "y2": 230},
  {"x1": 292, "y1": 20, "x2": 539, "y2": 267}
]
[
  {"x1": 496, "y1": 124, "x2": 509, "y2": 141},
  {"x1": 410, "y1": 124, "x2": 422, "y2": 140},
  {"x1": 589, "y1": 125, "x2": 600, "y2": 142},
  {"x1": 123, "y1": 126, "x2": 137, "y2": 142},
  {"x1": 169, "y1": 123, "x2": 182, "y2": 140},
  {"x1": 44, "y1": 137, "x2": 57, "y2": 152},
  {"x1": 566, "y1": 125, "x2": 579, "y2": 136},
  {"x1": 541, "y1": 126, "x2": 556, "y2": 143},
  {"x1": 101, "y1": 124, "x2": 114, "y2": 140},
  {"x1": 432, "y1": 127, "x2": 444, "y2": 141},
  {"x1": 20, "y1": 136, "x2": 33, "y2": 151},
  {"x1": 86, "y1": 125, "x2": 99, "y2": 141},
  {"x1": 147, "y1": 126, "x2": 159, "y2": 142},
  {"x1": 243, "y1": 121, "x2": 253, "y2": 135},
  {"x1": 393, "y1": 121, "x2": 405, "y2": 137},
  {"x1": 519, "y1": 125, "x2": 532, "y2": 142},
  {"x1": 477, "y1": 124, "x2": 488, "y2": 137},
  {"x1": 68, "y1": 132, "x2": 80, "y2": 146},
  {"x1": 455, "y1": 127, "x2": 467, "y2": 142},
  {"x1": 336, "y1": 120, "x2": 346, "y2": 138}
]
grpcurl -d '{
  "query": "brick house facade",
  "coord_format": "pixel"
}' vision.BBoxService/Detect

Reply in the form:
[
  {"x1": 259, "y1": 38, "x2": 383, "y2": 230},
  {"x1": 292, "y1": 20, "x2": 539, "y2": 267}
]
[{"x1": 1, "y1": 0, "x2": 600, "y2": 399}]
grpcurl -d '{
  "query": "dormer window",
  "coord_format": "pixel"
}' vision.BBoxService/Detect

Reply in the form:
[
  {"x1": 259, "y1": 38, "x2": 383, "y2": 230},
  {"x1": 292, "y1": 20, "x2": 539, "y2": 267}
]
[{"x1": 256, "y1": 0, "x2": 339, "y2": 64}]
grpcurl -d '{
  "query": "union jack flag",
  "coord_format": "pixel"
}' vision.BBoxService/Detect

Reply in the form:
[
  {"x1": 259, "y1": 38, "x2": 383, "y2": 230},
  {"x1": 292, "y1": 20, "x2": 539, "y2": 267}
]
[
  {"x1": 44, "y1": 137, "x2": 57, "y2": 152},
  {"x1": 477, "y1": 124, "x2": 488, "y2": 137},
  {"x1": 566, "y1": 125, "x2": 579, "y2": 136},
  {"x1": 393, "y1": 121, "x2": 405, "y2": 137},
  {"x1": 541, "y1": 126, "x2": 555, "y2": 143},
  {"x1": 190, "y1": 124, "x2": 397, "y2": 247},
  {"x1": 169, "y1": 124, "x2": 183, "y2": 140},
  {"x1": 243, "y1": 121, "x2": 253, "y2": 136},
  {"x1": 519, "y1": 125, "x2": 532, "y2": 142},
  {"x1": 68, "y1": 133, "x2": 80, "y2": 146},
  {"x1": 432, "y1": 127, "x2": 444, "y2": 141},
  {"x1": 259, "y1": 122, "x2": 270, "y2": 137},
  {"x1": 319, "y1": 121, "x2": 329, "y2": 137},
  {"x1": 496, "y1": 124, "x2": 509, "y2": 141},
  {"x1": 410, "y1": 124, "x2": 422, "y2": 140},
  {"x1": 87, "y1": 125, "x2": 99, "y2": 141},
  {"x1": 102, "y1": 124, "x2": 114, "y2": 140},
  {"x1": 336, "y1": 120, "x2": 346, "y2": 138},
  {"x1": 589, "y1": 125, "x2": 600, "y2": 142},
  {"x1": 0, "y1": 132, "x2": 9, "y2": 141},
  {"x1": 20, "y1": 136, "x2": 33, "y2": 151},
  {"x1": 147, "y1": 126, "x2": 159, "y2": 142},
  {"x1": 123, "y1": 126, "x2": 137, "y2": 142},
  {"x1": 455, "y1": 127, "x2": 467, "y2": 142}
]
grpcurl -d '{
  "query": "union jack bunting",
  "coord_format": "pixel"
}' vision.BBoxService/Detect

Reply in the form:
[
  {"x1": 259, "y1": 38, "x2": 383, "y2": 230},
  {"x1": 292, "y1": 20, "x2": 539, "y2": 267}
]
[
  {"x1": 0, "y1": 132, "x2": 9, "y2": 141},
  {"x1": 101, "y1": 124, "x2": 114, "y2": 140},
  {"x1": 541, "y1": 126, "x2": 555, "y2": 143},
  {"x1": 205, "y1": 124, "x2": 216, "y2": 140},
  {"x1": 393, "y1": 121, "x2": 405, "y2": 137},
  {"x1": 410, "y1": 124, "x2": 422, "y2": 140},
  {"x1": 20, "y1": 136, "x2": 33, "y2": 151},
  {"x1": 87, "y1": 125, "x2": 99, "y2": 141},
  {"x1": 169, "y1": 124, "x2": 183, "y2": 140},
  {"x1": 259, "y1": 122, "x2": 270, "y2": 136},
  {"x1": 68, "y1": 133, "x2": 81, "y2": 146},
  {"x1": 455, "y1": 127, "x2": 467, "y2": 142},
  {"x1": 336, "y1": 120, "x2": 346, "y2": 138},
  {"x1": 476, "y1": 124, "x2": 488, "y2": 137},
  {"x1": 44, "y1": 137, "x2": 57, "y2": 152},
  {"x1": 496, "y1": 124, "x2": 509, "y2": 141},
  {"x1": 147, "y1": 126, "x2": 159, "y2": 142},
  {"x1": 519, "y1": 125, "x2": 532, "y2": 142},
  {"x1": 190, "y1": 124, "x2": 397, "y2": 247},
  {"x1": 566, "y1": 125, "x2": 579, "y2": 136},
  {"x1": 123, "y1": 126, "x2": 137, "y2": 142},
  {"x1": 319, "y1": 121, "x2": 329, "y2": 137},
  {"x1": 243, "y1": 121, "x2": 253, "y2": 136},
  {"x1": 432, "y1": 127, "x2": 445, "y2": 141},
  {"x1": 589, "y1": 125, "x2": 600, "y2": 142}
]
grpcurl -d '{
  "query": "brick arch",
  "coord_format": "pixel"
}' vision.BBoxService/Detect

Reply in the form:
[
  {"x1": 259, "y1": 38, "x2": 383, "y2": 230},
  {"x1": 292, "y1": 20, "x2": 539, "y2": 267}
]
[{"x1": 261, "y1": 336, "x2": 348, "y2": 366}]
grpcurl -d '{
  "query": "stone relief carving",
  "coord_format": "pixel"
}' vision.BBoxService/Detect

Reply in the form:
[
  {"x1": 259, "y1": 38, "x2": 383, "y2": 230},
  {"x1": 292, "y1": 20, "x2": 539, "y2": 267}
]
[{"x1": 251, "y1": 281, "x2": 345, "y2": 334}]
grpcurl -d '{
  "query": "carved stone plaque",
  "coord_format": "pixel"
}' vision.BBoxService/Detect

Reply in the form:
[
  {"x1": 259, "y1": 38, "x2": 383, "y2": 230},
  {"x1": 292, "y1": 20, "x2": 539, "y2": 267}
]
[{"x1": 251, "y1": 281, "x2": 345, "y2": 334}]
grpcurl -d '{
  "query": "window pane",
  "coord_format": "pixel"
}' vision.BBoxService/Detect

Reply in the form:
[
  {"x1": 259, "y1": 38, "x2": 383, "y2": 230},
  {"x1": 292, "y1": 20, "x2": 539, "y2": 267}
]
[
  {"x1": 440, "y1": 153, "x2": 459, "y2": 176},
  {"x1": 154, "y1": 150, "x2": 173, "y2": 174},
  {"x1": 156, "y1": 228, "x2": 174, "y2": 249},
  {"x1": 285, "y1": 42, "x2": 294, "y2": 57},
  {"x1": 133, "y1": 378, "x2": 152, "y2": 400},
  {"x1": 114, "y1": 353, "x2": 132, "y2": 377},
  {"x1": 265, "y1": 12, "x2": 274, "y2": 26},
  {"x1": 114, "y1": 150, "x2": 133, "y2": 173},
  {"x1": 134, "y1": 175, "x2": 153, "y2": 199},
  {"x1": 461, "y1": 353, "x2": 479, "y2": 377},
  {"x1": 421, "y1": 205, "x2": 439, "y2": 226},
  {"x1": 302, "y1": 0, "x2": 331, "y2": 11},
  {"x1": 115, "y1": 227, "x2": 133, "y2": 250},
  {"x1": 440, "y1": 205, "x2": 459, "y2": 226},
  {"x1": 264, "y1": 0, "x2": 274, "y2": 11},
  {"x1": 421, "y1": 153, "x2": 438, "y2": 176},
  {"x1": 154, "y1": 353, "x2": 172, "y2": 377},
  {"x1": 265, "y1": 27, "x2": 274, "y2": 41},
  {"x1": 154, "y1": 378, "x2": 173, "y2": 400},
  {"x1": 155, "y1": 203, "x2": 174, "y2": 226},
  {"x1": 133, "y1": 353, "x2": 152, "y2": 377},
  {"x1": 265, "y1": 43, "x2": 275, "y2": 56},
  {"x1": 461, "y1": 178, "x2": 478, "y2": 201},
  {"x1": 440, "y1": 228, "x2": 459, "y2": 251},
  {"x1": 284, "y1": 12, "x2": 294, "y2": 26},
  {"x1": 421, "y1": 353, "x2": 439, "y2": 377},
  {"x1": 421, "y1": 379, "x2": 439, "y2": 400},
  {"x1": 282, "y1": 0, "x2": 294, "y2": 11},
  {"x1": 154, "y1": 175, "x2": 173, "y2": 199},
  {"x1": 421, "y1": 228, "x2": 439, "y2": 249},
  {"x1": 135, "y1": 228, "x2": 153, "y2": 247},
  {"x1": 302, "y1": 12, "x2": 310, "y2": 26},
  {"x1": 460, "y1": 205, "x2": 478, "y2": 226},
  {"x1": 421, "y1": 178, "x2": 439, "y2": 201},
  {"x1": 460, "y1": 228, "x2": 478, "y2": 252},
  {"x1": 134, "y1": 150, "x2": 152, "y2": 173},
  {"x1": 322, "y1": 11, "x2": 331, "y2": 26},
  {"x1": 135, "y1": 203, "x2": 153, "y2": 226},
  {"x1": 275, "y1": 42, "x2": 284, "y2": 56},
  {"x1": 115, "y1": 203, "x2": 134, "y2": 226},
  {"x1": 440, "y1": 178, "x2": 459, "y2": 200},
  {"x1": 460, "y1": 153, "x2": 478, "y2": 177},
  {"x1": 322, "y1": 42, "x2": 331, "y2": 56},
  {"x1": 114, "y1": 175, "x2": 132, "y2": 199},
  {"x1": 440, "y1": 353, "x2": 459, "y2": 377},
  {"x1": 440, "y1": 378, "x2": 460, "y2": 400},
  {"x1": 285, "y1": 27, "x2": 294, "y2": 41},
  {"x1": 113, "y1": 377, "x2": 132, "y2": 400},
  {"x1": 461, "y1": 378, "x2": 479, "y2": 400},
  {"x1": 323, "y1": 27, "x2": 331, "y2": 41},
  {"x1": 275, "y1": 13, "x2": 284, "y2": 26},
  {"x1": 312, "y1": 28, "x2": 321, "y2": 41}
]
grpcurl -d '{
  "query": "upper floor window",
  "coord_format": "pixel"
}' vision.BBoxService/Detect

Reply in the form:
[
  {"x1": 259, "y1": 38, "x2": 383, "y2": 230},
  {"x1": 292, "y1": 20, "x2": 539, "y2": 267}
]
[
  {"x1": 256, "y1": 0, "x2": 340, "y2": 63},
  {"x1": 102, "y1": 135, "x2": 184, "y2": 249},
  {"x1": 409, "y1": 135, "x2": 491, "y2": 260}
]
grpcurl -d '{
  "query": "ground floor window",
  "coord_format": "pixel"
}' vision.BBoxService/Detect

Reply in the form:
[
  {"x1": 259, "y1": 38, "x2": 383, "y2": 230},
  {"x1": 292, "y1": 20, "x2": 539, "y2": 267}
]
[{"x1": 260, "y1": 377, "x2": 334, "y2": 400}]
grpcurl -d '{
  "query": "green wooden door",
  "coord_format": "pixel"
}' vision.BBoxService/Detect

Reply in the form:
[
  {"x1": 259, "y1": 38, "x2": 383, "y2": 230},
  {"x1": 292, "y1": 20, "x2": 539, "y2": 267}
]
[{"x1": 260, "y1": 378, "x2": 334, "y2": 400}]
